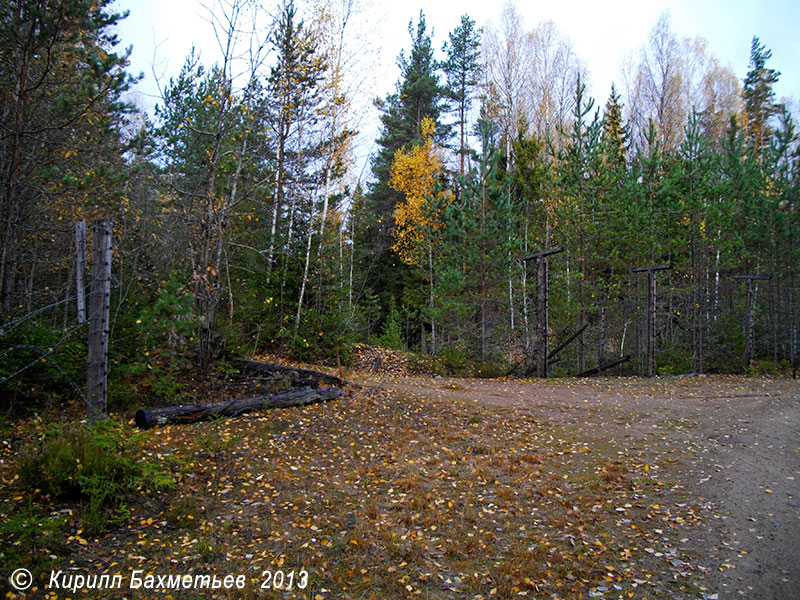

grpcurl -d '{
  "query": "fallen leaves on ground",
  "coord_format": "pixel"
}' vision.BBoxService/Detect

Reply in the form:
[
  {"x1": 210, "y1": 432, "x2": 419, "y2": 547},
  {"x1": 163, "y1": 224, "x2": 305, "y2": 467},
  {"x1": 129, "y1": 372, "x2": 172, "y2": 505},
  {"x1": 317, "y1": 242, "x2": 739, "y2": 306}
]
[{"x1": 1, "y1": 379, "x2": 734, "y2": 599}]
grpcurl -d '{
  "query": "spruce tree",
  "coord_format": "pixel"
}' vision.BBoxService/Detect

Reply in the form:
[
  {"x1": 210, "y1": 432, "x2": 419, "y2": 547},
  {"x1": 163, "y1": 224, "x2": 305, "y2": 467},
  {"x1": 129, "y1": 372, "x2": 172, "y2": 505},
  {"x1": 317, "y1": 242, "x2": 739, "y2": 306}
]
[
  {"x1": 361, "y1": 12, "x2": 448, "y2": 334},
  {"x1": 601, "y1": 84, "x2": 628, "y2": 175},
  {"x1": 743, "y1": 36, "x2": 781, "y2": 156},
  {"x1": 369, "y1": 12, "x2": 447, "y2": 211}
]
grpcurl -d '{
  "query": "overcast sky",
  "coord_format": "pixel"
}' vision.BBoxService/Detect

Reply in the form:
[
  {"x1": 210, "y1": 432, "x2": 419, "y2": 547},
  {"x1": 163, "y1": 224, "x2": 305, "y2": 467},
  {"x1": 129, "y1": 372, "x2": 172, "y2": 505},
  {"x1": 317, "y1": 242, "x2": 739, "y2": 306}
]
[{"x1": 111, "y1": 0, "x2": 800, "y2": 169}]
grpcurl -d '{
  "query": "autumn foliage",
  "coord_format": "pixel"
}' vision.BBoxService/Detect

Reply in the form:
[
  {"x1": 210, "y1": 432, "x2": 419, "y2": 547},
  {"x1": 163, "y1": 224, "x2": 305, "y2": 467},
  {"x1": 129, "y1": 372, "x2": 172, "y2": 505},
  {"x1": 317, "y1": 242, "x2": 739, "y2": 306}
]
[{"x1": 389, "y1": 118, "x2": 453, "y2": 266}]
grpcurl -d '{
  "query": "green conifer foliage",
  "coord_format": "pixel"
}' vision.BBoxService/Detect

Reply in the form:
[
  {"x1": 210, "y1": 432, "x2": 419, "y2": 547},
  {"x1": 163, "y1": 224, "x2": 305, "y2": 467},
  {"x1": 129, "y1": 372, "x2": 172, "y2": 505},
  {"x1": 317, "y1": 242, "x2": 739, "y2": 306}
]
[
  {"x1": 442, "y1": 15, "x2": 482, "y2": 176},
  {"x1": 601, "y1": 85, "x2": 628, "y2": 174},
  {"x1": 362, "y1": 12, "x2": 449, "y2": 338},
  {"x1": 743, "y1": 36, "x2": 781, "y2": 156},
  {"x1": 0, "y1": 0, "x2": 132, "y2": 310}
]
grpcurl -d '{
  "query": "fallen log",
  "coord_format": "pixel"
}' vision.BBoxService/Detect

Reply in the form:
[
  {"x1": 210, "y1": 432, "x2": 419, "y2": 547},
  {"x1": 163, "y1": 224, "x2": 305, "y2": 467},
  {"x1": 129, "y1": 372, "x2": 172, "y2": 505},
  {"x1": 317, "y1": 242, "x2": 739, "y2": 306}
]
[
  {"x1": 135, "y1": 387, "x2": 342, "y2": 429},
  {"x1": 577, "y1": 355, "x2": 631, "y2": 377},
  {"x1": 232, "y1": 358, "x2": 346, "y2": 387}
]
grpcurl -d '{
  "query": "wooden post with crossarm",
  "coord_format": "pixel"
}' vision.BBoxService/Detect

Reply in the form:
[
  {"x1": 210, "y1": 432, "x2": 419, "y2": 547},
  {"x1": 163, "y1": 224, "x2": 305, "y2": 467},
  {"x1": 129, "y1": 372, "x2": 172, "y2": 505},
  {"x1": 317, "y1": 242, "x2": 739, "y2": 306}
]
[
  {"x1": 632, "y1": 264, "x2": 670, "y2": 377},
  {"x1": 732, "y1": 274, "x2": 771, "y2": 370},
  {"x1": 523, "y1": 247, "x2": 564, "y2": 378}
]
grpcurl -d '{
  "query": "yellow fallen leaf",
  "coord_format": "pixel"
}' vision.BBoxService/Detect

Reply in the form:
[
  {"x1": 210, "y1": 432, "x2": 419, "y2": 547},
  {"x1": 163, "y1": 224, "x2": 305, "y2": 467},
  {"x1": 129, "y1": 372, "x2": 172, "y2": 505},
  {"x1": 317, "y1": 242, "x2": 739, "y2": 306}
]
[{"x1": 765, "y1": 488, "x2": 772, "y2": 493}]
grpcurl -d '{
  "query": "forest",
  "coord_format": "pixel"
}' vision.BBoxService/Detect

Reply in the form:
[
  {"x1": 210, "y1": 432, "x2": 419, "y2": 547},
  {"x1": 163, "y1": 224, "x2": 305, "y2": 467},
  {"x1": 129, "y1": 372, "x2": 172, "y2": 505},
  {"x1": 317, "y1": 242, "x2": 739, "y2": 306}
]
[{"x1": 1, "y1": 0, "x2": 798, "y2": 413}]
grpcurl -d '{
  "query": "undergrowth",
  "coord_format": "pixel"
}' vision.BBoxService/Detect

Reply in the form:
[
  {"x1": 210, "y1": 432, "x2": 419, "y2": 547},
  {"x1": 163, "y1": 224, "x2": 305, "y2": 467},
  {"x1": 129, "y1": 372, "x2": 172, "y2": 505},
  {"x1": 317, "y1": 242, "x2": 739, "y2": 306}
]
[{"x1": 16, "y1": 418, "x2": 173, "y2": 533}]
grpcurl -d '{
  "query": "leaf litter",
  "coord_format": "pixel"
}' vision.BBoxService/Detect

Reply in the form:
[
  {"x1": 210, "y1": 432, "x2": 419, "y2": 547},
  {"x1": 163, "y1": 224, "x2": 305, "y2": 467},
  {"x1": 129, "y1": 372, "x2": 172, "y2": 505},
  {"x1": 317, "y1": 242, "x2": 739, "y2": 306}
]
[{"x1": 2, "y1": 373, "x2": 798, "y2": 599}]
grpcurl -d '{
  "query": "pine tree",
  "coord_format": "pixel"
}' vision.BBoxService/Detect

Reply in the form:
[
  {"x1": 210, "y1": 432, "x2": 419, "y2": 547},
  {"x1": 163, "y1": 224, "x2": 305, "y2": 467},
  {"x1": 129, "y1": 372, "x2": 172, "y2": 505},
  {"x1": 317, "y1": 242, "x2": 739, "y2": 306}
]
[
  {"x1": 459, "y1": 120, "x2": 513, "y2": 358},
  {"x1": 154, "y1": 0, "x2": 285, "y2": 362},
  {"x1": 0, "y1": 0, "x2": 132, "y2": 310},
  {"x1": 264, "y1": 0, "x2": 327, "y2": 279},
  {"x1": 555, "y1": 75, "x2": 602, "y2": 372},
  {"x1": 155, "y1": 55, "x2": 253, "y2": 362},
  {"x1": 719, "y1": 116, "x2": 764, "y2": 267},
  {"x1": 442, "y1": 14, "x2": 482, "y2": 176},
  {"x1": 770, "y1": 108, "x2": 800, "y2": 371},
  {"x1": 673, "y1": 110, "x2": 718, "y2": 372}
]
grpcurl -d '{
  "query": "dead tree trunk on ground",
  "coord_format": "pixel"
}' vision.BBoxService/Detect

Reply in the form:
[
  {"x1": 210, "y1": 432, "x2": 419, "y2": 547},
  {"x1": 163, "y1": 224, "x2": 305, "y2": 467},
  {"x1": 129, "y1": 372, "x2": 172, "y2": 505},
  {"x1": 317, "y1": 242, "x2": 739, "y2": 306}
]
[
  {"x1": 232, "y1": 358, "x2": 346, "y2": 387},
  {"x1": 135, "y1": 387, "x2": 343, "y2": 429}
]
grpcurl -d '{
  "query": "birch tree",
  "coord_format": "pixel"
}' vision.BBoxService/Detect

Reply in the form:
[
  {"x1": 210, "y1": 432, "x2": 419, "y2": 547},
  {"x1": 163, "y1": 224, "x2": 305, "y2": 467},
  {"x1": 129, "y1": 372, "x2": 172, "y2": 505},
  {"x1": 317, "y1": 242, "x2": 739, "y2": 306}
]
[{"x1": 389, "y1": 118, "x2": 452, "y2": 351}]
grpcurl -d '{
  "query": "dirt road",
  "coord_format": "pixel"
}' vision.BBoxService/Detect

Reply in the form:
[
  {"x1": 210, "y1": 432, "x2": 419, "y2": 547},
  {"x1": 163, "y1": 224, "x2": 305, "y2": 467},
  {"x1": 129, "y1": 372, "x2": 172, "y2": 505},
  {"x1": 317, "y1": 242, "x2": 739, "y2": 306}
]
[{"x1": 366, "y1": 374, "x2": 800, "y2": 599}]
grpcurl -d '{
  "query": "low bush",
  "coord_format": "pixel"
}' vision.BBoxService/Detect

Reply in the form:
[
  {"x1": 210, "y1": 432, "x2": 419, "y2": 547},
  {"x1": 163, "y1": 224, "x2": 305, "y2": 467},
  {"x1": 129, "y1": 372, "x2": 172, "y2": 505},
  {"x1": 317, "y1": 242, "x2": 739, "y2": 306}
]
[
  {"x1": 17, "y1": 419, "x2": 173, "y2": 533},
  {"x1": 439, "y1": 346, "x2": 470, "y2": 375}
]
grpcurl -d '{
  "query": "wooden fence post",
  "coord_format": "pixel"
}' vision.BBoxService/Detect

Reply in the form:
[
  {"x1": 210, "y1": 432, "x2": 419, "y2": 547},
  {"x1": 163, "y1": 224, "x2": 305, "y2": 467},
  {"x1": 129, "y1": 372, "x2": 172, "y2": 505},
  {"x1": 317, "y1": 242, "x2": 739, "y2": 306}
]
[
  {"x1": 632, "y1": 265, "x2": 671, "y2": 377},
  {"x1": 523, "y1": 247, "x2": 563, "y2": 378},
  {"x1": 732, "y1": 274, "x2": 771, "y2": 370},
  {"x1": 75, "y1": 221, "x2": 86, "y2": 324},
  {"x1": 87, "y1": 219, "x2": 112, "y2": 421}
]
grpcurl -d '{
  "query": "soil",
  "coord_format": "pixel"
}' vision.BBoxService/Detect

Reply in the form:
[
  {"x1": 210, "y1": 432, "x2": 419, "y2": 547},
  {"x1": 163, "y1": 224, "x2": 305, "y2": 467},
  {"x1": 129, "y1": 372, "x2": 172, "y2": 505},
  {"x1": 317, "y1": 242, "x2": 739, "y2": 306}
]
[{"x1": 362, "y1": 373, "x2": 800, "y2": 600}]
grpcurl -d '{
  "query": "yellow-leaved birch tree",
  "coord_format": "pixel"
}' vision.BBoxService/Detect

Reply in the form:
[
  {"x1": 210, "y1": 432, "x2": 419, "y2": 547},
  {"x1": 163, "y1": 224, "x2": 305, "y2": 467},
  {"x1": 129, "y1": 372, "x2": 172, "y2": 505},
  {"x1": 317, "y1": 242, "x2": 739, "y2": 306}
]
[{"x1": 389, "y1": 117, "x2": 452, "y2": 351}]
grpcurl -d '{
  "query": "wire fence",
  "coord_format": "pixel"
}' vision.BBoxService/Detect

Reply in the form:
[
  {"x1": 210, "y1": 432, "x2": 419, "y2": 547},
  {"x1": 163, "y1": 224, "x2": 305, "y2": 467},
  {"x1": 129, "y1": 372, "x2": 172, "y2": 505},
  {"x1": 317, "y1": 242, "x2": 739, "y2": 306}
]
[{"x1": 1, "y1": 221, "x2": 120, "y2": 409}]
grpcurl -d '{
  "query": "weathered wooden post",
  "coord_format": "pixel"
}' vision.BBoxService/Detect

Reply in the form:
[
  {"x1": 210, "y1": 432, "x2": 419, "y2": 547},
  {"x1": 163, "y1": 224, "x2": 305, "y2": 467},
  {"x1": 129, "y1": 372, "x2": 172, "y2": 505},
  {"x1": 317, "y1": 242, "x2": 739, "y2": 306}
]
[
  {"x1": 87, "y1": 219, "x2": 112, "y2": 421},
  {"x1": 74, "y1": 221, "x2": 86, "y2": 324},
  {"x1": 523, "y1": 247, "x2": 563, "y2": 378},
  {"x1": 632, "y1": 264, "x2": 670, "y2": 377},
  {"x1": 598, "y1": 306, "x2": 605, "y2": 367},
  {"x1": 732, "y1": 274, "x2": 771, "y2": 370}
]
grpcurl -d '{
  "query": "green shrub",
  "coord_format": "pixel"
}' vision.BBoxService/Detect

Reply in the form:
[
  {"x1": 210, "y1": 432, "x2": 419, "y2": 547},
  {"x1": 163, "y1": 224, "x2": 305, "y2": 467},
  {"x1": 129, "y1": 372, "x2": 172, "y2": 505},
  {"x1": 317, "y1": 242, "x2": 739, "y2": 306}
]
[
  {"x1": 284, "y1": 308, "x2": 356, "y2": 366},
  {"x1": 0, "y1": 504, "x2": 67, "y2": 569},
  {"x1": 111, "y1": 276, "x2": 200, "y2": 404},
  {"x1": 405, "y1": 352, "x2": 440, "y2": 375},
  {"x1": 748, "y1": 359, "x2": 778, "y2": 375},
  {"x1": 439, "y1": 346, "x2": 470, "y2": 375},
  {"x1": 18, "y1": 419, "x2": 173, "y2": 533},
  {"x1": 136, "y1": 277, "x2": 199, "y2": 355},
  {"x1": 472, "y1": 361, "x2": 507, "y2": 379},
  {"x1": 377, "y1": 300, "x2": 404, "y2": 351}
]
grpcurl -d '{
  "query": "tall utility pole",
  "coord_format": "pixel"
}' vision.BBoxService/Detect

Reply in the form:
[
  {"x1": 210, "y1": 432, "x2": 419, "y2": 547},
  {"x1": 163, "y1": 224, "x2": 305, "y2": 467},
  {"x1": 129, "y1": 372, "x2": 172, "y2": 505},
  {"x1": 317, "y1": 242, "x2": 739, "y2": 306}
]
[
  {"x1": 87, "y1": 219, "x2": 112, "y2": 421},
  {"x1": 632, "y1": 264, "x2": 670, "y2": 377},
  {"x1": 733, "y1": 274, "x2": 771, "y2": 370},
  {"x1": 523, "y1": 247, "x2": 563, "y2": 378}
]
